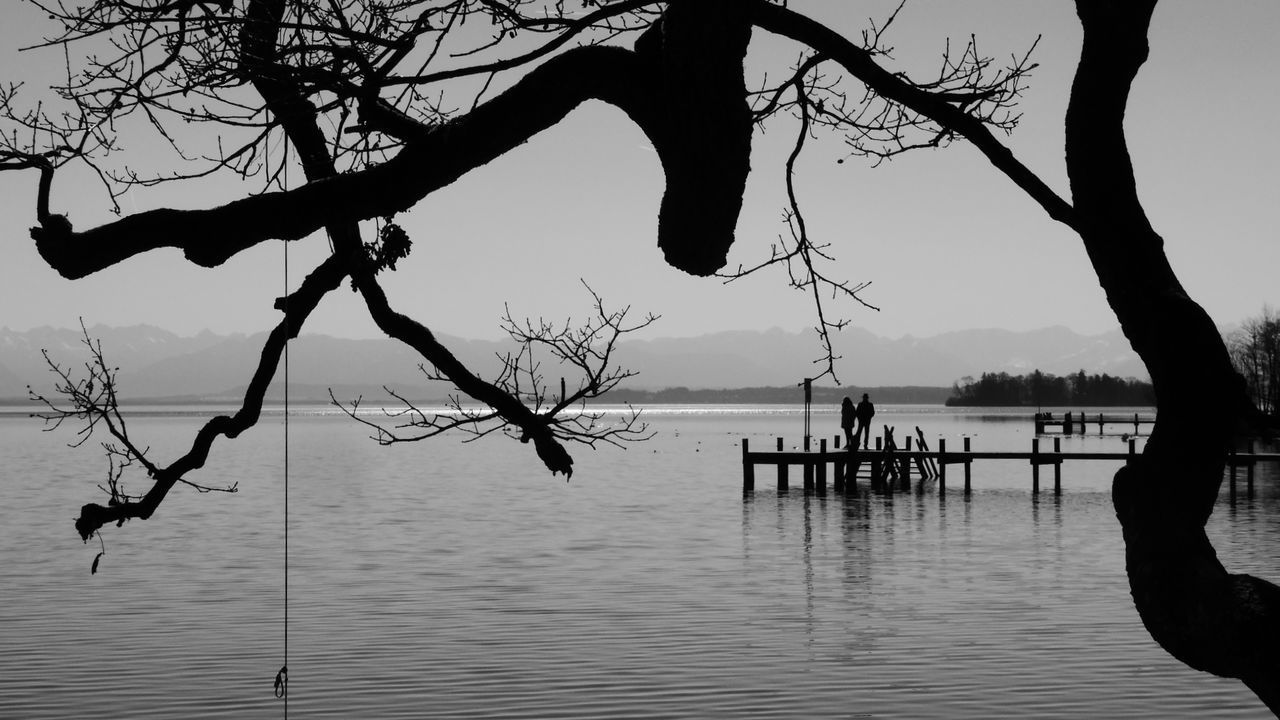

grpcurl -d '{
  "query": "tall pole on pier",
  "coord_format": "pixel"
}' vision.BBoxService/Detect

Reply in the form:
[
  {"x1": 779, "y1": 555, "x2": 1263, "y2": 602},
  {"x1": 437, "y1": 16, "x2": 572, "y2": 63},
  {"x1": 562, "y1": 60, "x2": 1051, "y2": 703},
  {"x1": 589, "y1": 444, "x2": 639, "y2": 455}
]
[{"x1": 800, "y1": 378, "x2": 813, "y2": 451}]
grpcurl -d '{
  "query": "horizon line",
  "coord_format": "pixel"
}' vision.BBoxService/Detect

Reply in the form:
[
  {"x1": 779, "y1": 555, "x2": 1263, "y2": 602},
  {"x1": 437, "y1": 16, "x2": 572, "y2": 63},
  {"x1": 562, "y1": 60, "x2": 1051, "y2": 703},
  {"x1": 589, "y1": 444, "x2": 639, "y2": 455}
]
[{"x1": 0, "y1": 321, "x2": 1140, "y2": 344}]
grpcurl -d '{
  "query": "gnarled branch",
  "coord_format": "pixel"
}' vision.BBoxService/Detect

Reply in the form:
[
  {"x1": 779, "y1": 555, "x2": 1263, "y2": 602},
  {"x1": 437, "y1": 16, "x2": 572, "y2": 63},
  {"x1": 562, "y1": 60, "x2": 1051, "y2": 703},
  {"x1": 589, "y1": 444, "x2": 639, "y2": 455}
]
[
  {"x1": 334, "y1": 282, "x2": 656, "y2": 462},
  {"x1": 747, "y1": 0, "x2": 1077, "y2": 230},
  {"x1": 65, "y1": 252, "x2": 349, "y2": 541}
]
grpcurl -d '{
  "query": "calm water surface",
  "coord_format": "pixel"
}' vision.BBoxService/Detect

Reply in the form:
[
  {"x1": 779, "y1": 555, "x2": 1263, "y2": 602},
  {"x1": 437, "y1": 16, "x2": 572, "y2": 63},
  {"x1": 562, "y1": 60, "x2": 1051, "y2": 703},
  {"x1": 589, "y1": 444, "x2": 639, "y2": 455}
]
[{"x1": 2, "y1": 405, "x2": 1276, "y2": 718}]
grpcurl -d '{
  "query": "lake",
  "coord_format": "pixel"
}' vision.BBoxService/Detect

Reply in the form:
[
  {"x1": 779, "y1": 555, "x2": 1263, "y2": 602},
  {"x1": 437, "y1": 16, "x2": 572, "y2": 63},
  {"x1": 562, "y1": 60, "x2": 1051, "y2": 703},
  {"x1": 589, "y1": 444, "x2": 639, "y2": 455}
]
[{"x1": 1, "y1": 405, "x2": 1275, "y2": 718}]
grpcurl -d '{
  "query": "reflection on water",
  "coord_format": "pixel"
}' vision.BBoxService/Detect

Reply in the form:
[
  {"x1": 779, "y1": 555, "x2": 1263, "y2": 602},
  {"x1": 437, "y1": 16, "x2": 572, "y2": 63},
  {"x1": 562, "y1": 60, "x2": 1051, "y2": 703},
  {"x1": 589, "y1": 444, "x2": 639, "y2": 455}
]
[
  {"x1": 0, "y1": 409, "x2": 1276, "y2": 718},
  {"x1": 742, "y1": 482, "x2": 1273, "y2": 719}
]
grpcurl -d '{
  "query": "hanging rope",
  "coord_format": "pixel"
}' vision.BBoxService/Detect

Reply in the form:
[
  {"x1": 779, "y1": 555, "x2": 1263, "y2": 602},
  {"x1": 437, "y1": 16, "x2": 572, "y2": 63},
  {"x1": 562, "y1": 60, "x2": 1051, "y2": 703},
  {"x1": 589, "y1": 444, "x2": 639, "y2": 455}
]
[
  {"x1": 276, "y1": 231, "x2": 290, "y2": 708},
  {"x1": 275, "y1": 136, "x2": 291, "y2": 714}
]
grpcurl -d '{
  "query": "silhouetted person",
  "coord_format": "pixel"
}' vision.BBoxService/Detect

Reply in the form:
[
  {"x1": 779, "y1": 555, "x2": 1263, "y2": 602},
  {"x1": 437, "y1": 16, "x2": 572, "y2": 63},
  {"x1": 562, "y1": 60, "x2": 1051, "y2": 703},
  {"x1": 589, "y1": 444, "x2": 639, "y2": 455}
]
[
  {"x1": 840, "y1": 396, "x2": 856, "y2": 449},
  {"x1": 855, "y1": 393, "x2": 875, "y2": 448}
]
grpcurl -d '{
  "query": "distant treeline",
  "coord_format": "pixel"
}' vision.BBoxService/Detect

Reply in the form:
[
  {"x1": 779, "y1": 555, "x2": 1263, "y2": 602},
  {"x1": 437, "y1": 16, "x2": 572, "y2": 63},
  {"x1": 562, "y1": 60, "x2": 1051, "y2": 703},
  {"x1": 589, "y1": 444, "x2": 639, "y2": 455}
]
[
  {"x1": 946, "y1": 370, "x2": 1154, "y2": 407},
  {"x1": 1226, "y1": 306, "x2": 1280, "y2": 417},
  {"x1": 606, "y1": 385, "x2": 951, "y2": 405}
]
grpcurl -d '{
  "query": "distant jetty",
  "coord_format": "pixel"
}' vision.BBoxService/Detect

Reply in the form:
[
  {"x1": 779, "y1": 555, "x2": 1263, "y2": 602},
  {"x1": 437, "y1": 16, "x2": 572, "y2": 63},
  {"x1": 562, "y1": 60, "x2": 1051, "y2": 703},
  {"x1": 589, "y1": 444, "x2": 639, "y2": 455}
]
[{"x1": 1034, "y1": 411, "x2": 1155, "y2": 435}]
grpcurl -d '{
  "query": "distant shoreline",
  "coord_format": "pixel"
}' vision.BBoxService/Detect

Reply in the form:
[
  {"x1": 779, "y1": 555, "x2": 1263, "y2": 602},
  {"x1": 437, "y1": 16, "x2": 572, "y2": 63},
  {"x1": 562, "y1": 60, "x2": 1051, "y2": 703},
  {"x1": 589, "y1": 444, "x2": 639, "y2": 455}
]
[
  {"x1": 2, "y1": 386, "x2": 952, "y2": 404},
  {"x1": 2, "y1": 383, "x2": 1157, "y2": 408}
]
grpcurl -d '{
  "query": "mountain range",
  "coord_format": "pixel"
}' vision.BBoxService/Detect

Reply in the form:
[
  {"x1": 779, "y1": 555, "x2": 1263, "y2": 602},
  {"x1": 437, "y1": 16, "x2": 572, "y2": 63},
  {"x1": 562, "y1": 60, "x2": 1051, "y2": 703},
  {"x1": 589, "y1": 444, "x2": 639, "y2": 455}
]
[{"x1": 0, "y1": 324, "x2": 1146, "y2": 402}]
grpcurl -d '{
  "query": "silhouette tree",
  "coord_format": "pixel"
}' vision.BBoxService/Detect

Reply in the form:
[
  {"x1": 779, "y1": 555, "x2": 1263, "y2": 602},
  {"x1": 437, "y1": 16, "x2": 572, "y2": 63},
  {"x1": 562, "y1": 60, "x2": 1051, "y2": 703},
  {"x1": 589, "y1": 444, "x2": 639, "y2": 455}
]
[
  {"x1": 748, "y1": 2, "x2": 1279, "y2": 709},
  {"x1": 1228, "y1": 307, "x2": 1280, "y2": 417},
  {"x1": 3, "y1": 0, "x2": 1276, "y2": 712}
]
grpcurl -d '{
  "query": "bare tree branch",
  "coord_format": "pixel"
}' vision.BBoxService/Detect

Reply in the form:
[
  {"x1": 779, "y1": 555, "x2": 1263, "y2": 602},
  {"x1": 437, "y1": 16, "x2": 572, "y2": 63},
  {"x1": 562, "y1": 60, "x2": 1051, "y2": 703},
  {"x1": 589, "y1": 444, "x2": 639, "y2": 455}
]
[
  {"x1": 747, "y1": 0, "x2": 1076, "y2": 229},
  {"x1": 60, "y1": 252, "x2": 349, "y2": 541},
  {"x1": 24, "y1": 44, "x2": 646, "y2": 277},
  {"x1": 729, "y1": 55, "x2": 878, "y2": 382},
  {"x1": 333, "y1": 281, "x2": 655, "y2": 457}
]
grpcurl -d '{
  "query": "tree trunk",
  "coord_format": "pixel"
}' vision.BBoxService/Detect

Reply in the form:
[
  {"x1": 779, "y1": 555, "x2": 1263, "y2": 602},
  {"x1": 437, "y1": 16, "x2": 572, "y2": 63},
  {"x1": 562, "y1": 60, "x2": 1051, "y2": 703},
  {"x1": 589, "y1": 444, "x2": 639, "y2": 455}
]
[{"x1": 1066, "y1": 2, "x2": 1280, "y2": 710}]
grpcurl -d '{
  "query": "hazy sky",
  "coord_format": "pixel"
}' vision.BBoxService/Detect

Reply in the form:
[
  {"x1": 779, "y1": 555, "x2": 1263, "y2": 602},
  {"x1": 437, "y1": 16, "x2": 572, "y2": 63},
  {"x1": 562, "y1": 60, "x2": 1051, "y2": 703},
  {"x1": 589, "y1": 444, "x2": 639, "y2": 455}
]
[{"x1": 0, "y1": 1, "x2": 1276, "y2": 347}]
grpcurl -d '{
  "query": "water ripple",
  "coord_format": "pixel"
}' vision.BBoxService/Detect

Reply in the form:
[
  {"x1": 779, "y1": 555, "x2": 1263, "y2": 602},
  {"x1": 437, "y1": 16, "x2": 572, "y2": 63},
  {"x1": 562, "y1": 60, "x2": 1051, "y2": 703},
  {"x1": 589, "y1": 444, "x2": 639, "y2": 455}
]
[{"x1": 1, "y1": 411, "x2": 1274, "y2": 718}]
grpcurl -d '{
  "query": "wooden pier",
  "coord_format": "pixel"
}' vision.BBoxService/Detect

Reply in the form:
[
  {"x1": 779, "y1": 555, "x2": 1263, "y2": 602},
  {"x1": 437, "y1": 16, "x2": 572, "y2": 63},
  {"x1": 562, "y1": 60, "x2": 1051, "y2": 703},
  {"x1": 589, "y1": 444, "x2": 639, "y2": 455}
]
[
  {"x1": 1034, "y1": 411, "x2": 1155, "y2": 436},
  {"x1": 742, "y1": 430, "x2": 1279, "y2": 498}
]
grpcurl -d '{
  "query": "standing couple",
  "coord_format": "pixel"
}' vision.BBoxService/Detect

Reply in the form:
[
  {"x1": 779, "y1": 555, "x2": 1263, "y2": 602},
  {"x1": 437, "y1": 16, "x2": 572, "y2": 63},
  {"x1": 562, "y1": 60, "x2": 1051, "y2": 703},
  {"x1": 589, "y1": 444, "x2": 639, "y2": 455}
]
[{"x1": 841, "y1": 393, "x2": 875, "y2": 450}]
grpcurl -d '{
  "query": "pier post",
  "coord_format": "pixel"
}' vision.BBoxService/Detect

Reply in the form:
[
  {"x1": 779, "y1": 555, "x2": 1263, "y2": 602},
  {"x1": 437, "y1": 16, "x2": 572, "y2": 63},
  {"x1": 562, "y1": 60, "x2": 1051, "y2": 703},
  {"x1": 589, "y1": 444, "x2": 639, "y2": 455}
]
[
  {"x1": 1034, "y1": 413, "x2": 1044, "y2": 434},
  {"x1": 1098, "y1": 413, "x2": 1104, "y2": 435},
  {"x1": 1248, "y1": 439, "x2": 1256, "y2": 496},
  {"x1": 833, "y1": 437, "x2": 844, "y2": 492},
  {"x1": 1064, "y1": 412, "x2": 1073, "y2": 436},
  {"x1": 873, "y1": 437, "x2": 883, "y2": 489},
  {"x1": 902, "y1": 436, "x2": 913, "y2": 482},
  {"x1": 1053, "y1": 437, "x2": 1062, "y2": 495},
  {"x1": 1134, "y1": 413, "x2": 1139, "y2": 436},
  {"x1": 1229, "y1": 447, "x2": 1238, "y2": 501},
  {"x1": 817, "y1": 439, "x2": 827, "y2": 493},
  {"x1": 963, "y1": 437, "x2": 971, "y2": 495},
  {"x1": 742, "y1": 438, "x2": 754, "y2": 493},
  {"x1": 938, "y1": 438, "x2": 947, "y2": 496},
  {"x1": 1128, "y1": 437, "x2": 1136, "y2": 464},
  {"x1": 833, "y1": 435, "x2": 845, "y2": 491},
  {"x1": 848, "y1": 443, "x2": 861, "y2": 493},
  {"x1": 803, "y1": 454, "x2": 814, "y2": 492},
  {"x1": 919, "y1": 427, "x2": 940, "y2": 477},
  {"x1": 777, "y1": 437, "x2": 787, "y2": 493},
  {"x1": 912, "y1": 437, "x2": 929, "y2": 478},
  {"x1": 1032, "y1": 438, "x2": 1041, "y2": 494}
]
